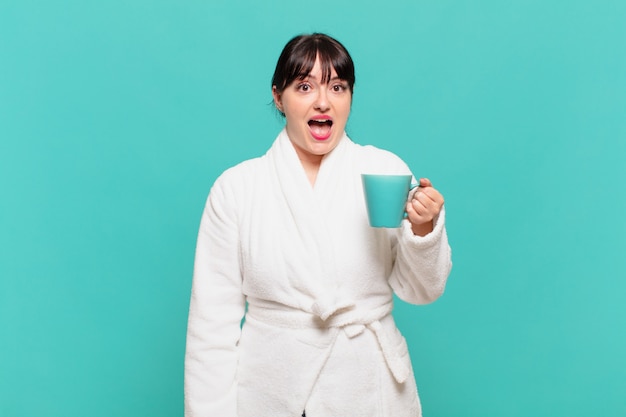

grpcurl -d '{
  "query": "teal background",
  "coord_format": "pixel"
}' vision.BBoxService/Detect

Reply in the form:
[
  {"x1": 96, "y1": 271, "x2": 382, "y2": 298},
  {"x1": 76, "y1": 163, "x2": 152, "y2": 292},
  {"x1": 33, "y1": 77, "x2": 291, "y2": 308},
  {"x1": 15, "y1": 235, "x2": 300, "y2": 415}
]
[{"x1": 1, "y1": 0, "x2": 625, "y2": 416}]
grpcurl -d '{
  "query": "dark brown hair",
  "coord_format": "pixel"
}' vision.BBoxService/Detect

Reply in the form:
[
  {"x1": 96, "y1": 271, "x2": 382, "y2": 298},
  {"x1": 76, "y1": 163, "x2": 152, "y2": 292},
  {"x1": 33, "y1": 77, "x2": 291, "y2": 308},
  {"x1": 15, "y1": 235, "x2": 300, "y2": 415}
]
[{"x1": 271, "y1": 33, "x2": 355, "y2": 94}]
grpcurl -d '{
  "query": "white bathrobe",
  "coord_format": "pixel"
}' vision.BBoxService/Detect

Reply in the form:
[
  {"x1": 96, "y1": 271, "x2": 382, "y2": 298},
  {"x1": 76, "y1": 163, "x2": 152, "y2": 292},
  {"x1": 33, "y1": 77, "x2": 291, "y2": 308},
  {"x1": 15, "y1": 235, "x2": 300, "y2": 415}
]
[{"x1": 185, "y1": 129, "x2": 452, "y2": 417}]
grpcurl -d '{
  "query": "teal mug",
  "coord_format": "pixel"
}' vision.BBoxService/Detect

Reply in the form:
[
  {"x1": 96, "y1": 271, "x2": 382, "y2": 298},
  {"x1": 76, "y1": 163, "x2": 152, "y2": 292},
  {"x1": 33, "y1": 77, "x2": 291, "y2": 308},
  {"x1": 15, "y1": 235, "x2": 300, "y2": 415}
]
[{"x1": 361, "y1": 174, "x2": 419, "y2": 228}]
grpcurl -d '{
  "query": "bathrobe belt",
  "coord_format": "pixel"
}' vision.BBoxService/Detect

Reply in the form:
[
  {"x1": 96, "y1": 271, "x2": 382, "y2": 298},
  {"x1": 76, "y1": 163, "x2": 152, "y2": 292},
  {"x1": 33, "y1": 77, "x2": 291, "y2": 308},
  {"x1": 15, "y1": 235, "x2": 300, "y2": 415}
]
[{"x1": 246, "y1": 298, "x2": 411, "y2": 384}]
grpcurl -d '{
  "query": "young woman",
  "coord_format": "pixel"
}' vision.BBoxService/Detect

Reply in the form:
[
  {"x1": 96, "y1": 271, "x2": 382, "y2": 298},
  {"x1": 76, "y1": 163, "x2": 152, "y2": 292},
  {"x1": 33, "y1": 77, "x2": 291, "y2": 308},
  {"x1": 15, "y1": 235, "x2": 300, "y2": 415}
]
[{"x1": 185, "y1": 33, "x2": 452, "y2": 417}]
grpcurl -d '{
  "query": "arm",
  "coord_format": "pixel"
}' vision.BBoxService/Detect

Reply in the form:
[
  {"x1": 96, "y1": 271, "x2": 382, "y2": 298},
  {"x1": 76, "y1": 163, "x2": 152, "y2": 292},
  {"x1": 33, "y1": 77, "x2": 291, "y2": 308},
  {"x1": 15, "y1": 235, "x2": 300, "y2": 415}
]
[
  {"x1": 388, "y1": 179, "x2": 452, "y2": 304},
  {"x1": 184, "y1": 177, "x2": 246, "y2": 417}
]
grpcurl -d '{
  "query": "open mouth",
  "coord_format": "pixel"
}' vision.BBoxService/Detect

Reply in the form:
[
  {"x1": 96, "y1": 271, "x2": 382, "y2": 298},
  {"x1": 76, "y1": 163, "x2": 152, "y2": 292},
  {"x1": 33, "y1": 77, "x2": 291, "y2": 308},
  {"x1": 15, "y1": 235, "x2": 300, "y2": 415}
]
[{"x1": 308, "y1": 118, "x2": 333, "y2": 140}]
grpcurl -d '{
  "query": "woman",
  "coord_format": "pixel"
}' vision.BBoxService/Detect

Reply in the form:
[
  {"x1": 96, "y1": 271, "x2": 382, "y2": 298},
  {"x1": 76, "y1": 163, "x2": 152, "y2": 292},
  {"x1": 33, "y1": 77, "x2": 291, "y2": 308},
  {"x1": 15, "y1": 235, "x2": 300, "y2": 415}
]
[{"x1": 185, "y1": 33, "x2": 452, "y2": 417}]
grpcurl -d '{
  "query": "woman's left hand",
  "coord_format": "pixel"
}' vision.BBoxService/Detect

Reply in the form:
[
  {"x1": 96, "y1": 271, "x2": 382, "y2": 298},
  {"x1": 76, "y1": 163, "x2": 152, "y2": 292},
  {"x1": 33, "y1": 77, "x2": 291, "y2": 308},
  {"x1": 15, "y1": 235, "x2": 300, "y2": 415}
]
[{"x1": 406, "y1": 178, "x2": 445, "y2": 236}]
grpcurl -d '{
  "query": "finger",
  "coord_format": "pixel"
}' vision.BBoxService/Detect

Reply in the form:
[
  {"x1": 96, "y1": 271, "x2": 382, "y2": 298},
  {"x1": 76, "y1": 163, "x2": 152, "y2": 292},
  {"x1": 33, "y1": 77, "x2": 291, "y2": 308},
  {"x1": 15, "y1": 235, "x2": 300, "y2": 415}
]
[
  {"x1": 415, "y1": 186, "x2": 444, "y2": 207},
  {"x1": 413, "y1": 188, "x2": 438, "y2": 207},
  {"x1": 405, "y1": 200, "x2": 425, "y2": 223},
  {"x1": 409, "y1": 195, "x2": 434, "y2": 218},
  {"x1": 410, "y1": 190, "x2": 443, "y2": 219},
  {"x1": 411, "y1": 195, "x2": 435, "y2": 218},
  {"x1": 406, "y1": 200, "x2": 431, "y2": 225},
  {"x1": 419, "y1": 177, "x2": 433, "y2": 188}
]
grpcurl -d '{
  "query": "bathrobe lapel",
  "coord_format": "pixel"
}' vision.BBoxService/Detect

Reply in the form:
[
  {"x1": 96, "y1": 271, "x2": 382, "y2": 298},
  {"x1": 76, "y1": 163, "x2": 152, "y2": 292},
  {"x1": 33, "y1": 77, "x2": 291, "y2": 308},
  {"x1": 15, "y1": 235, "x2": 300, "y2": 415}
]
[{"x1": 265, "y1": 129, "x2": 356, "y2": 319}]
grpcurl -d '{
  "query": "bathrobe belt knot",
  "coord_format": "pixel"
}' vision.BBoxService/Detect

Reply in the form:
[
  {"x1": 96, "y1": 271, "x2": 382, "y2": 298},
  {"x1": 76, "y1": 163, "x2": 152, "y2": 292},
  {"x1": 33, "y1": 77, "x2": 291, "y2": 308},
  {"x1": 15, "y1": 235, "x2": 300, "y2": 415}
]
[{"x1": 247, "y1": 299, "x2": 411, "y2": 384}]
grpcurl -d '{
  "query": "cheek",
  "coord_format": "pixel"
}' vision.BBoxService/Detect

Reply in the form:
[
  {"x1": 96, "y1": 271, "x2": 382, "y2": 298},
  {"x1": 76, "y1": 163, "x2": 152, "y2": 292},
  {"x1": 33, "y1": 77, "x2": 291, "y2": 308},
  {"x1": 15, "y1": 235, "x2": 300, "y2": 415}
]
[
  {"x1": 282, "y1": 106, "x2": 302, "y2": 124},
  {"x1": 341, "y1": 95, "x2": 352, "y2": 112},
  {"x1": 338, "y1": 101, "x2": 352, "y2": 119},
  {"x1": 283, "y1": 100, "x2": 309, "y2": 119}
]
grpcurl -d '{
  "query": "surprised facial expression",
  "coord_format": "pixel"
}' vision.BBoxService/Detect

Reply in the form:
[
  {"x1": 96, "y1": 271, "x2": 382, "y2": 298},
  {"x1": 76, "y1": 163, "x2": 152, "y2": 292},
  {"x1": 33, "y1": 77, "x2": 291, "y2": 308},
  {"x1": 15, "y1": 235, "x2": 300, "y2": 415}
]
[{"x1": 272, "y1": 57, "x2": 352, "y2": 164}]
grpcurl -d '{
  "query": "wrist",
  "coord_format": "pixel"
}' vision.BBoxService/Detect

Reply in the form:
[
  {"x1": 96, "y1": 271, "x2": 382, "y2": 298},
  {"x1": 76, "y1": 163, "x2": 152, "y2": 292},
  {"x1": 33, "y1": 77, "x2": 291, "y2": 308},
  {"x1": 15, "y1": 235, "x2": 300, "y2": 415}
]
[{"x1": 411, "y1": 220, "x2": 433, "y2": 237}]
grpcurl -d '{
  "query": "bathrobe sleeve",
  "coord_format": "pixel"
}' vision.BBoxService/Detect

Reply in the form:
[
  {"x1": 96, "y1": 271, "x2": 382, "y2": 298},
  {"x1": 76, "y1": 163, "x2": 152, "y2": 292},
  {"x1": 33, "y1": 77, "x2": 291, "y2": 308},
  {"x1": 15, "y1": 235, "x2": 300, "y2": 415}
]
[
  {"x1": 185, "y1": 172, "x2": 246, "y2": 417},
  {"x1": 358, "y1": 144, "x2": 452, "y2": 304},
  {"x1": 388, "y1": 205, "x2": 452, "y2": 305}
]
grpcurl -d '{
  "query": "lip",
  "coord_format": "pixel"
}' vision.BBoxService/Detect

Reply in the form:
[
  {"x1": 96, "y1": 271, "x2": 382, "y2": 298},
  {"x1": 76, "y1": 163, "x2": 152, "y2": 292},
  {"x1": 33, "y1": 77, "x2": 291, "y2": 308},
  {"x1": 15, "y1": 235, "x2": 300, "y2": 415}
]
[
  {"x1": 308, "y1": 115, "x2": 333, "y2": 141},
  {"x1": 310, "y1": 115, "x2": 333, "y2": 121}
]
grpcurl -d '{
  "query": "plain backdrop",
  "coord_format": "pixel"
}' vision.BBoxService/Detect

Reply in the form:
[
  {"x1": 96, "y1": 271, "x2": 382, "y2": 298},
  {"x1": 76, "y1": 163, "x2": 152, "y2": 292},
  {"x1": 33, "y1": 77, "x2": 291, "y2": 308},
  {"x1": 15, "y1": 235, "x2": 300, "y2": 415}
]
[{"x1": 1, "y1": 0, "x2": 625, "y2": 416}]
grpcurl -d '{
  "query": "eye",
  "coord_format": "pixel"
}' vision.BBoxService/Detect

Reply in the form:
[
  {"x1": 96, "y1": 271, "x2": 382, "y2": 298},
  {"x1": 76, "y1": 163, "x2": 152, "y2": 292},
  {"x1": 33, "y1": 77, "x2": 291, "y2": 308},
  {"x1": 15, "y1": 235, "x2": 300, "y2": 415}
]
[
  {"x1": 297, "y1": 83, "x2": 311, "y2": 92},
  {"x1": 332, "y1": 83, "x2": 348, "y2": 92}
]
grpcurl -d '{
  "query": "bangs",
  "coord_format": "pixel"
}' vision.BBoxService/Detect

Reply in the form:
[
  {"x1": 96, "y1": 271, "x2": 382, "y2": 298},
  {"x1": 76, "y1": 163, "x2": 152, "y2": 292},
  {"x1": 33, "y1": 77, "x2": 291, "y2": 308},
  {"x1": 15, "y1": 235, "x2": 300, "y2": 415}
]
[{"x1": 272, "y1": 33, "x2": 355, "y2": 93}]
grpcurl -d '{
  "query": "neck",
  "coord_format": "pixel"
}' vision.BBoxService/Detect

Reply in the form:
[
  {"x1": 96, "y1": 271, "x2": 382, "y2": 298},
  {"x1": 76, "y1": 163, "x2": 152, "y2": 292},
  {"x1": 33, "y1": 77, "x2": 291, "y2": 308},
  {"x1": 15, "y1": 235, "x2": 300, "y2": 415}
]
[
  {"x1": 298, "y1": 152, "x2": 322, "y2": 187},
  {"x1": 290, "y1": 143, "x2": 322, "y2": 187}
]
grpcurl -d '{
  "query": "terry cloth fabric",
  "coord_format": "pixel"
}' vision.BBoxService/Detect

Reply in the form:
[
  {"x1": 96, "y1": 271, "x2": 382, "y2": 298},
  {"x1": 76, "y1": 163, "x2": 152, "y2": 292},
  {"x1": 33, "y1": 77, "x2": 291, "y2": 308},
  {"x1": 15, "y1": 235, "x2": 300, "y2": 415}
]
[{"x1": 185, "y1": 129, "x2": 452, "y2": 417}]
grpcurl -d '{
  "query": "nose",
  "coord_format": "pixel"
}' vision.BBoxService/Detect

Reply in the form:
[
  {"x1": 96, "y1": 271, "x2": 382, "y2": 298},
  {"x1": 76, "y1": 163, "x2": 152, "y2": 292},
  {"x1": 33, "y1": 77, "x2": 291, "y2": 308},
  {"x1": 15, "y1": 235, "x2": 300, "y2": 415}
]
[{"x1": 313, "y1": 88, "x2": 330, "y2": 111}]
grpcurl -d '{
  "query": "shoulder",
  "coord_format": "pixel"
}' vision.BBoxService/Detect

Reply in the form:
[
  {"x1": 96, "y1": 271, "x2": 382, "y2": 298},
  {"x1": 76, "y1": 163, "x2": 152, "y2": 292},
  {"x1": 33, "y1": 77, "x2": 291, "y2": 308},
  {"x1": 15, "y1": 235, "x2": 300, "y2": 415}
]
[
  {"x1": 208, "y1": 156, "x2": 266, "y2": 203},
  {"x1": 350, "y1": 141, "x2": 412, "y2": 175},
  {"x1": 216, "y1": 156, "x2": 265, "y2": 185}
]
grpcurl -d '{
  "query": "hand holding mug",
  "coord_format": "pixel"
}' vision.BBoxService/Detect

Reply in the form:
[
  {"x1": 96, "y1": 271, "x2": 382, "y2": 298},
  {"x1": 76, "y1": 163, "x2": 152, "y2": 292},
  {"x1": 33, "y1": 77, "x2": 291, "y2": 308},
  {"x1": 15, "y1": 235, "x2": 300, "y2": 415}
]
[{"x1": 406, "y1": 178, "x2": 444, "y2": 236}]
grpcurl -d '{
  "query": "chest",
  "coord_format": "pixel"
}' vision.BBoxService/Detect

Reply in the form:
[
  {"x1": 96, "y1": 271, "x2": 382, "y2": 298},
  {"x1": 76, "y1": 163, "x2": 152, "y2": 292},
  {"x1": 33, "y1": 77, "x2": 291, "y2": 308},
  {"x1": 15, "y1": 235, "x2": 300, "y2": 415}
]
[{"x1": 237, "y1": 169, "x2": 393, "y2": 298}]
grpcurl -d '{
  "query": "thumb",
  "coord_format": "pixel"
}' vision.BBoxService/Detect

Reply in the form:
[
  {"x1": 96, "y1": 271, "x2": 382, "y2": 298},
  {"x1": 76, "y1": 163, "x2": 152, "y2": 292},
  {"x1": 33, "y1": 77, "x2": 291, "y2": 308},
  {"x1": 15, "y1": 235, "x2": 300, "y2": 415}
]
[{"x1": 419, "y1": 177, "x2": 433, "y2": 188}]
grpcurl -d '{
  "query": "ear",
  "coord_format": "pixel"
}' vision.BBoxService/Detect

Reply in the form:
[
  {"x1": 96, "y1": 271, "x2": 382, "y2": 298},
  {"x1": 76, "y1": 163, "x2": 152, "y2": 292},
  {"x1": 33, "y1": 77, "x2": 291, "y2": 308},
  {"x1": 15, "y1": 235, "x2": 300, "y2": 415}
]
[{"x1": 272, "y1": 86, "x2": 283, "y2": 113}]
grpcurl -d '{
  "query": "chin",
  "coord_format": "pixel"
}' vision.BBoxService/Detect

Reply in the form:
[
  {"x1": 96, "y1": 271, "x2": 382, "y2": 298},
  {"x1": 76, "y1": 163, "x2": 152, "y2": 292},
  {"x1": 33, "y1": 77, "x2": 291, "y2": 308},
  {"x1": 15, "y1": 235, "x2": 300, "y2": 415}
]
[{"x1": 311, "y1": 141, "x2": 337, "y2": 155}]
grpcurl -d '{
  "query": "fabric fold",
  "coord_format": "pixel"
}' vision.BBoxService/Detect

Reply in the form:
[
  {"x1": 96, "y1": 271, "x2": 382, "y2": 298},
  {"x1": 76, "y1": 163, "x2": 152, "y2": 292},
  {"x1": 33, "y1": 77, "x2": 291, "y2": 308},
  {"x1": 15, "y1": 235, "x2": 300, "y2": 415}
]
[
  {"x1": 265, "y1": 130, "x2": 352, "y2": 310},
  {"x1": 190, "y1": 128, "x2": 453, "y2": 417},
  {"x1": 247, "y1": 301, "x2": 411, "y2": 384},
  {"x1": 367, "y1": 320, "x2": 411, "y2": 383}
]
